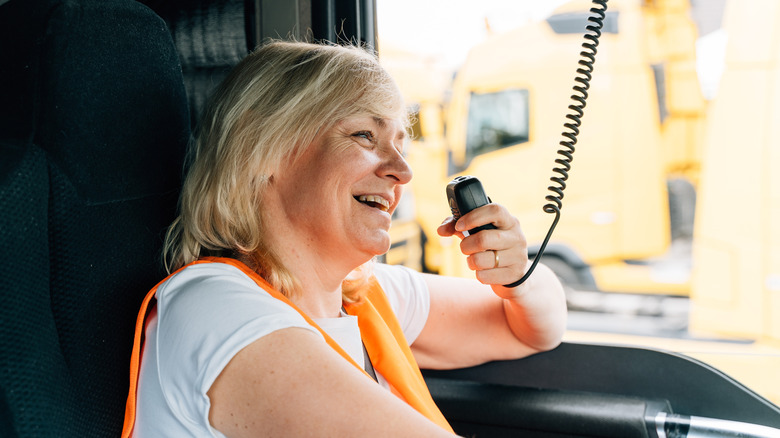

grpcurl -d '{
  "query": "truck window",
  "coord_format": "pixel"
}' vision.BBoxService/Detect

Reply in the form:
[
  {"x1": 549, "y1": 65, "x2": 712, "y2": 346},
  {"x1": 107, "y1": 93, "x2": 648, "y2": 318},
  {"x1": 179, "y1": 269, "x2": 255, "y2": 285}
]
[
  {"x1": 546, "y1": 11, "x2": 620, "y2": 35},
  {"x1": 465, "y1": 88, "x2": 529, "y2": 160},
  {"x1": 408, "y1": 103, "x2": 423, "y2": 141}
]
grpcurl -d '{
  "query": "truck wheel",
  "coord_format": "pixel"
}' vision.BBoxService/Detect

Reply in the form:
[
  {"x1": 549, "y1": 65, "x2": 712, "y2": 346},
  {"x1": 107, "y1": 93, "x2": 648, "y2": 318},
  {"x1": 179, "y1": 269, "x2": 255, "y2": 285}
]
[{"x1": 539, "y1": 256, "x2": 583, "y2": 291}]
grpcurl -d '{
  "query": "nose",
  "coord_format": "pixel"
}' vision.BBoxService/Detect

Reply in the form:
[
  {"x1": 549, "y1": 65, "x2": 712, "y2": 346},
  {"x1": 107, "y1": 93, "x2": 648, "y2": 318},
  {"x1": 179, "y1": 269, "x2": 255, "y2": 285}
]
[{"x1": 379, "y1": 145, "x2": 413, "y2": 185}]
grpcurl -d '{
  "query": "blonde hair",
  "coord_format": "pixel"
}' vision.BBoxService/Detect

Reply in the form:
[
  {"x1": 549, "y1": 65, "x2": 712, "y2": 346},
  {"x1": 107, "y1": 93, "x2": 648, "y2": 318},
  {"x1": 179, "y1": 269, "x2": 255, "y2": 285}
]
[{"x1": 164, "y1": 40, "x2": 407, "y2": 300}]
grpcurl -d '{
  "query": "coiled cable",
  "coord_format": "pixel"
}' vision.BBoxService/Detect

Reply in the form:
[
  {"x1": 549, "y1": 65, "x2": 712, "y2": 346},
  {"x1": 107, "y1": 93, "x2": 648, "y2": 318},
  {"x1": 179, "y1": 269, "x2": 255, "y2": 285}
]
[{"x1": 505, "y1": 0, "x2": 608, "y2": 288}]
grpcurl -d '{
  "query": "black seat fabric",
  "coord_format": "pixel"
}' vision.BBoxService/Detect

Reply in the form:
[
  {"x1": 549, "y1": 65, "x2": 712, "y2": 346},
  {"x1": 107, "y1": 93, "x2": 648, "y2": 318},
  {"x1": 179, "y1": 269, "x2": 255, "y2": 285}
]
[
  {"x1": 143, "y1": 0, "x2": 250, "y2": 126},
  {"x1": 0, "y1": 0, "x2": 189, "y2": 436}
]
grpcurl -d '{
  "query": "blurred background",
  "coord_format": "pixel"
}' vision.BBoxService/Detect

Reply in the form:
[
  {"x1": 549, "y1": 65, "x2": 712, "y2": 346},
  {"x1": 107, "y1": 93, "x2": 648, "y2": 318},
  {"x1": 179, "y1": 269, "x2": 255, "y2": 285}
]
[{"x1": 374, "y1": 0, "x2": 780, "y2": 404}]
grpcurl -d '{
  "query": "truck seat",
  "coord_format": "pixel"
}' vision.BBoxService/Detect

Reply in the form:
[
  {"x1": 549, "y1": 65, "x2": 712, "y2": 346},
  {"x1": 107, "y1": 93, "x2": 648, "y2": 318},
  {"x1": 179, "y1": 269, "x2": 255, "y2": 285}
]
[{"x1": 0, "y1": 0, "x2": 189, "y2": 435}]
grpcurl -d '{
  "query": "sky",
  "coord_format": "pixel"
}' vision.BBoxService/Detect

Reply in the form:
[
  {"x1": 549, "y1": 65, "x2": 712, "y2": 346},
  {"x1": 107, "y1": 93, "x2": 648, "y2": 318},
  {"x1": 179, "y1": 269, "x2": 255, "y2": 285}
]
[
  {"x1": 376, "y1": 0, "x2": 727, "y2": 98},
  {"x1": 376, "y1": 0, "x2": 569, "y2": 69}
]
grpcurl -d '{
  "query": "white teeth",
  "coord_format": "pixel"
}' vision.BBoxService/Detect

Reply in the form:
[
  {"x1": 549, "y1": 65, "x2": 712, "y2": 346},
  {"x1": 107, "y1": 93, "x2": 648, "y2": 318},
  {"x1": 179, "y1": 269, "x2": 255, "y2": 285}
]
[{"x1": 357, "y1": 195, "x2": 390, "y2": 212}]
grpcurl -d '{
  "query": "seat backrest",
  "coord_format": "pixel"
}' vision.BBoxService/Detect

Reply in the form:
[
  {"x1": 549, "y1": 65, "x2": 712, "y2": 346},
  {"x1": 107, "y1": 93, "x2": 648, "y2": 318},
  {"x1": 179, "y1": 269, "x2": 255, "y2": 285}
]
[
  {"x1": 143, "y1": 0, "x2": 251, "y2": 126},
  {"x1": 0, "y1": 0, "x2": 189, "y2": 435}
]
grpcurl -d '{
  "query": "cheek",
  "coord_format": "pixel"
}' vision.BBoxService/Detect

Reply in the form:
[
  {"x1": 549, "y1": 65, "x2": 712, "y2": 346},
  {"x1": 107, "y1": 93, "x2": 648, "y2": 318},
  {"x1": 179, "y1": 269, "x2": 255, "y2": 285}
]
[{"x1": 277, "y1": 170, "x2": 333, "y2": 219}]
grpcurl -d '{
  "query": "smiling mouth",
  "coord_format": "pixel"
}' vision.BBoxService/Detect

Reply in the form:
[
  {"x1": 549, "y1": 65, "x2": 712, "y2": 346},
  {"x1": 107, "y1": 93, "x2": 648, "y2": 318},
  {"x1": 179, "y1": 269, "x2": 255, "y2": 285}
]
[{"x1": 355, "y1": 194, "x2": 390, "y2": 212}]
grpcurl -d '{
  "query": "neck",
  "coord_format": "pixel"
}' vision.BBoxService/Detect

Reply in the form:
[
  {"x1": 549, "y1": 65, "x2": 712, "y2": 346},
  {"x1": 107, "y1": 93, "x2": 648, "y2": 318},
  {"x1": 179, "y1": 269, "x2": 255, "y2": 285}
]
[
  {"x1": 260, "y1": 231, "x2": 370, "y2": 319},
  {"x1": 257, "y1": 185, "x2": 377, "y2": 318},
  {"x1": 288, "y1": 262, "x2": 347, "y2": 318}
]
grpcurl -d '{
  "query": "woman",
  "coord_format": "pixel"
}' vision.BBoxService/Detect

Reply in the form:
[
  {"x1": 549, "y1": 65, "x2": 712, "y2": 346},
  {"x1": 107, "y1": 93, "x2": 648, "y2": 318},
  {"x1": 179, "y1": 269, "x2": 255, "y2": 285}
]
[{"x1": 124, "y1": 40, "x2": 567, "y2": 437}]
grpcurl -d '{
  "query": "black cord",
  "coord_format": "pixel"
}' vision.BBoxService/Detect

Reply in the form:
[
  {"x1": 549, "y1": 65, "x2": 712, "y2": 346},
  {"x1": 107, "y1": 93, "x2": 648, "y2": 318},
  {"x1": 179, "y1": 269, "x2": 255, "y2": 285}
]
[{"x1": 504, "y1": 0, "x2": 608, "y2": 288}]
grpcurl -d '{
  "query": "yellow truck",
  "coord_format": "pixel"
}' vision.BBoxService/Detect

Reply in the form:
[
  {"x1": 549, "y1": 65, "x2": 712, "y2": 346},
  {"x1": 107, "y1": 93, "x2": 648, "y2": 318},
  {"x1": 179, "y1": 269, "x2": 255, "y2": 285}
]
[
  {"x1": 689, "y1": 0, "x2": 780, "y2": 345},
  {"x1": 383, "y1": 0, "x2": 780, "y2": 404},
  {"x1": 385, "y1": 0, "x2": 707, "y2": 297}
]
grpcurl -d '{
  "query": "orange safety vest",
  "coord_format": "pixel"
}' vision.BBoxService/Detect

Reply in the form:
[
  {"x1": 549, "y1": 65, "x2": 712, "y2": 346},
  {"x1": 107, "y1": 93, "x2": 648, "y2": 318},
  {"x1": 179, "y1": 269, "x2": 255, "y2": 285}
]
[{"x1": 122, "y1": 257, "x2": 453, "y2": 436}]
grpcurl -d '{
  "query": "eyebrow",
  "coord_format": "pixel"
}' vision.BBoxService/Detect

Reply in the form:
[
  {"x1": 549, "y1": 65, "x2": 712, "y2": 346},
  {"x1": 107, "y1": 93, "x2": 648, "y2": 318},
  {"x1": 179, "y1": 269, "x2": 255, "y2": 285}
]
[{"x1": 373, "y1": 116, "x2": 408, "y2": 142}]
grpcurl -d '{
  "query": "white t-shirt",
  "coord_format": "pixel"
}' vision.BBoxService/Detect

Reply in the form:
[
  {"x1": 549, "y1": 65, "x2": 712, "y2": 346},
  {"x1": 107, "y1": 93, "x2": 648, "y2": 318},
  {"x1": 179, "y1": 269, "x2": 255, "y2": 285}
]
[{"x1": 133, "y1": 261, "x2": 430, "y2": 438}]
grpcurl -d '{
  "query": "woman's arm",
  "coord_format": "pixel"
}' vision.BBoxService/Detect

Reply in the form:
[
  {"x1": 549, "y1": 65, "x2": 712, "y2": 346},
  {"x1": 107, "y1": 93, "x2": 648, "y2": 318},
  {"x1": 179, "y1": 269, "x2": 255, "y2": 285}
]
[
  {"x1": 410, "y1": 203, "x2": 567, "y2": 370},
  {"x1": 208, "y1": 327, "x2": 457, "y2": 437}
]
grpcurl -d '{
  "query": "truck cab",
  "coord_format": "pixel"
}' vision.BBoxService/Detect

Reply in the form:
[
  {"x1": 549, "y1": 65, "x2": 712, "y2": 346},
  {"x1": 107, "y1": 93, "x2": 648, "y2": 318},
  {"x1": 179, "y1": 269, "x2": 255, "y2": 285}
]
[
  {"x1": 1, "y1": 0, "x2": 778, "y2": 436},
  {"x1": 399, "y1": 0, "x2": 707, "y2": 297}
]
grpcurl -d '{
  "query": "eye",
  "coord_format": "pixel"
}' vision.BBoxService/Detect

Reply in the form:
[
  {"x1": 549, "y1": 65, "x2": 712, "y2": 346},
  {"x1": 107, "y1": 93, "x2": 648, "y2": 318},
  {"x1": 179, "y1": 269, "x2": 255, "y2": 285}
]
[{"x1": 352, "y1": 130, "x2": 375, "y2": 142}]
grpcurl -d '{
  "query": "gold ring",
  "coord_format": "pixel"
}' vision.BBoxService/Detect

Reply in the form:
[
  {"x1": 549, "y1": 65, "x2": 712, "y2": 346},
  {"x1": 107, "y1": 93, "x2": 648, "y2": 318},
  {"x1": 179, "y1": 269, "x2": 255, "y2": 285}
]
[{"x1": 493, "y1": 250, "x2": 499, "y2": 269}]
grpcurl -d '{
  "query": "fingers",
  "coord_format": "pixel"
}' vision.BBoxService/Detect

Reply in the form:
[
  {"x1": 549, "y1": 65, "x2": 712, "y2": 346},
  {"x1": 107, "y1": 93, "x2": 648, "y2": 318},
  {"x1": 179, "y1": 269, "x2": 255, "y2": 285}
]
[
  {"x1": 458, "y1": 214, "x2": 524, "y2": 256},
  {"x1": 439, "y1": 204, "x2": 512, "y2": 239},
  {"x1": 466, "y1": 249, "x2": 503, "y2": 272},
  {"x1": 437, "y1": 216, "x2": 461, "y2": 238},
  {"x1": 465, "y1": 245, "x2": 528, "y2": 285},
  {"x1": 453, "y1": 203, "x2": 511, "y2": 233},
  {"x1": 454, "y1": 204, "x2": 529, "y2": 286}
]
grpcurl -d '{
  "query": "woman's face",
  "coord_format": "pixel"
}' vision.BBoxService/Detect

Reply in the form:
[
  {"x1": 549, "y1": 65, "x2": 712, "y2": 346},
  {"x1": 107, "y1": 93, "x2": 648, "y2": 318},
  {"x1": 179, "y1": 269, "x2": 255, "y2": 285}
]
[{"x1": 264, "y1": 115, "x2": 412, "y2": 264}]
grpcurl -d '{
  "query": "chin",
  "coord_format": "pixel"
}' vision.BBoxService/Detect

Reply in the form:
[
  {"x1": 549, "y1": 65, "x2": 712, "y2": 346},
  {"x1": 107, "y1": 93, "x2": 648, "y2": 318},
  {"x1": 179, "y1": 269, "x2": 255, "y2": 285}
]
[
  {"x1": 369, "y1": 241, "x2": 392, "y2": 257},
  {"x1": 361, "y1": 232, "x2": 391, "y2": 257}
]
